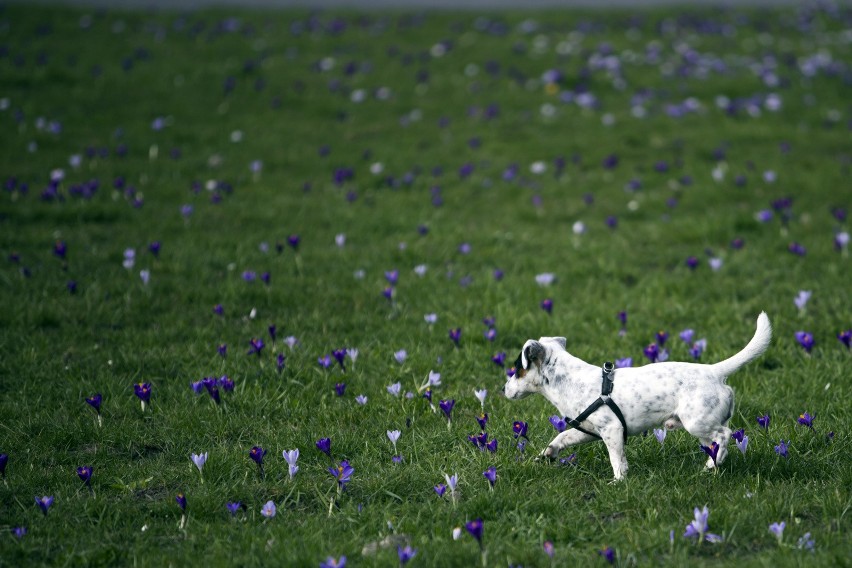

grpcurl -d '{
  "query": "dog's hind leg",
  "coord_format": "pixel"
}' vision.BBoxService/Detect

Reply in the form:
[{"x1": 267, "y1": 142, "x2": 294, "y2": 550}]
[
  {"x1": 709, "y1": 425, "x2": 732, "y2": 467},
  {"x1": 538, "y1": 429, "x2": 598, "y2": 460}
]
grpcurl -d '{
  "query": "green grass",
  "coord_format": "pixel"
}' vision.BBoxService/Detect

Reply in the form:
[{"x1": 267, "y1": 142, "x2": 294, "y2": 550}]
[{"x1": 0, "y1": 3, "x2": 850, "y2": 566}]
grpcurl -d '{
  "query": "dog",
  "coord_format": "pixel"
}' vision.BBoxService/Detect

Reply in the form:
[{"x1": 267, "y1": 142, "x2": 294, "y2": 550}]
[{"x1": 502, "y1": 312, "x2": 771, "y2": 480}]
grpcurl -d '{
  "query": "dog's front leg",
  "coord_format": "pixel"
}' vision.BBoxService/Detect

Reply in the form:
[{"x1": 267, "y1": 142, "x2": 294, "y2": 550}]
[
  {"x1": 600, "y1": 427, "x2": 628, "y2": 481},
  {"x1": 537, "y1": 429, "x2": 598, "y2": 461}
]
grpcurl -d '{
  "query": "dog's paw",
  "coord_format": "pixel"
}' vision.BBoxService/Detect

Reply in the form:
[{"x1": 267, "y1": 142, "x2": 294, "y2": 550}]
[{"x1": 534, "y1": 447, "x2": 558, "y2": 462}]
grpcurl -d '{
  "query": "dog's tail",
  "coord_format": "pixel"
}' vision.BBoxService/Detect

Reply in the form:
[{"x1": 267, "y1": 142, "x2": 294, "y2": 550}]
[{"x1": 712, "y1": 312, "x2": 772, "y2": 379}]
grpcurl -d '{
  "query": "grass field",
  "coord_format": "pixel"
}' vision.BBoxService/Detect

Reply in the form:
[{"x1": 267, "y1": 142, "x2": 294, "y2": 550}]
[{"x1": 0, "y1": 2, "x2": 850, "y2": 566}]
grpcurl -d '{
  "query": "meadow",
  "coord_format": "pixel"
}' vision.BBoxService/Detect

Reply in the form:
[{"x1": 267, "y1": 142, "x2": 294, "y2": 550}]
[{"x1": 0, "y1": 2, "x2": 850, "y2": 566}]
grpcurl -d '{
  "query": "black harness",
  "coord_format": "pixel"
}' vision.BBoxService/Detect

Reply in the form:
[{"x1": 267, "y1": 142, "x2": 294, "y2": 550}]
[{"x1": 565, "y1": 362, "x2": 629, "y2": 443}]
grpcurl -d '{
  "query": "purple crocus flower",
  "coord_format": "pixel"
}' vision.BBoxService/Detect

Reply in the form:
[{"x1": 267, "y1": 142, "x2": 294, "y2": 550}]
[
  {"x1": 397, "y1": 545, "x2": 417, "y2": 565},
  {"x1": 686, "y1": 256, "x2": 699, "y2": 270},
  {"x1": 384, "y1": 270, "x2": 399, "y2": 285},
  {"x1": 439, "y1": 399, "x2": 455, "y2": 421},
  {"x1": 485, "y1": 439, "x2": 498, "y2": 453},
  {"x1": 679, "y1": 329, "x2": 695, "y2": 344},
  {"x1": 838, "y1": 329, "x2": 852, "y2": 348},
  {"x1": 217, "y1": 343, "x2": 227, "y2": 358},
  {"x1": 549, "y1": 415, "x2": 567, "y2": 432},
  {"x1": 213, "y1": 304, "x2": 224, "y2": 316},
  {"x1": 794, "y1": 331, "x2": 814, "y2": 353},
  {"x1": 190, "y1": 380, "x2": 204, "y2": 394},
  {"x1": 434, "y1": 483, "x2": 447, "y2": 497},
  {"x1": 797, "y1": 533, "x2": 815, "y2": 551},
  {"x1": 484, "y1": 328, "x2": 497, "y2": 342},
  {"x1": 491, "y1": 352, "x2": 506, "y2": 367},
  {"x1": 689, "y1": 339, "x2": 707, "y2": 360},
  {"x1": 465, "y1": 518, "x2": 483, "y2": 544},
  {"x1": 394, "y1": 350, "x2": 407, "y2": 364},
  {"x1": 277, "y1": 353, "x2": 286, "y2": 371},
  {"x1": 53, "y1": 240, "x2": 67, "y2": 259},
  {"x1": 731, "y1": 428, "x2": 745, "y2": 444},
  {"x1": 319, "y1": 557, "x2": 347, "y2": 568},
  {"x1": 261, "y1": 500, "x2": 276, "y2": 518},
  {"x1": 226, "y1": 502, "x2": 241, "y2": 516},
  {"x1": 615, "y1": 358, "x2": 633, "y2": 368},
  {"x1": 12, "y1": 527, "x2": 25, "y2": 539},
  {"x1": 598, "y1": 547, "x2": 615, "y2": 565},
  {"x1": 335, "y1": 383, "x2": 346, "y2": 397},
  {"x1": 287, "y1": 235, "x2": 300, "y2": 251},
  {"x1": 483, "y1": 466, "x2": 497, "y2": 488},
  {"x1": 476, "y1": 413, "x2": 488, "y2": 430},
  {"x1": 541, "y1": 298, "x2": 553, "y2": 314},
  {"x1": 643, "y1": 344, "x2": 660, "y2": 363},
  {"x1": 656, "y1": 331, "x2": 669, "y2": 346},
  {"x1": 85, "y1": 393, "x2": 102, "y2": 415},
  {"x1": 471, "y1": 432, "x2": 488, "y2": 450},
  {"x1": 797, "y1": 412, "x2": 815, "y2": 430},
  {"x1": 734, "y1": 433, "x2": 748, "y2": 455},
  {"x1": 332, "y1": 349, "x2": 347, "y2": 371},
  {"x1": 769, "y1": 521, "x2": 785, "y2": 541},
  {"x1": 77, "y1": 466, "x2": 93, "y2": 485},
  {"x1": 700, "y1": 442, "x2": 719, "y2": 465},
  {"x1": 204, "y1": 381, "x2": 221, "y2": 404},
  {"x1": 602, "y1": 154, "x2": 619, "y2": 170},
  {"x1": 774, "y1": 439, "x2": 790, "y2": 458},
  {"x1": 788, "y1": 242, "x2": 806, "y2": 256},
  {"x1": 282, "y1": 449, "x2": 299, "y2": 480},
  {"x1": 248, "y1": 338, "x2": 265, "y2": 356},
  {"x1": 249, "y1": 446, "x2": 266, "y2": 472},
  {"x1": 35, "y1": 496, "x2": 54, "y2": 516},
  {"x1": 559, "y1": 452, "x2": 577, "y2": 465},
  {"x1": 318, "y1": 354, "x2": 332, "y2": 369},
  {"x1": 543, "y1": 541, "x2": 555, "y2": 558},
  {"x1": 387, "y1": 382, "x2": 402, "y2": 397},
  {"x1": 329, "y1": 460, "x2": 354, "y2": 488},
  {"x1": 218, "y1": 376, "x2": 234, "y2": 391},
  {"x1": 653, "y1": 428, "x2": 666, "y2": 445},
  {"x1": 134, "y1": 383, "x2": 152, "y2": 403},
  {"x1": 148, "y1": 241, "x2": 161, "y2": 257},
  {"x1": 449, "y1": 328, "x2": 462, "y2": 346},
  {"x1": 793, "y1": 291, "x2": 812, "y2": 312},
  {"x1": 316, "y1": 437, "x2": 332, "y2": 457},
  {"x1": 758, "y1": 414, "x2": 771, "y2": 429},
  {"x1": 513, "y1": 421, "x2": 528, "y2": 439},
  {"x1": 683, "y1": 506, "x2": 722, "y2": 543}
]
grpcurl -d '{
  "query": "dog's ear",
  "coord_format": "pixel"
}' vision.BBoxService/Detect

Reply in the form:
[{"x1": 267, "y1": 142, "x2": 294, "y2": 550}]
[
  {"x1": 552, "y1": 337, "x2": 567, "y2": 350},
  {"x1": 521, "y1": 340, "x2": 544, "y2": 369}
]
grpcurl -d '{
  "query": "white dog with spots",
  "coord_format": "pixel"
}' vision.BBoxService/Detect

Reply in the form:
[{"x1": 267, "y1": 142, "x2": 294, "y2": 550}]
[{"x1": 503, "y1": 312, "x2": 771, "y2": 480}]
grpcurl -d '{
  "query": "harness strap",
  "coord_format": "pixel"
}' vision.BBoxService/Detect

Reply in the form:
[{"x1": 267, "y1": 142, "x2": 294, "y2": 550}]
[{"x1": 564, "y1": 362, "x2": 628, "y2": 443}]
